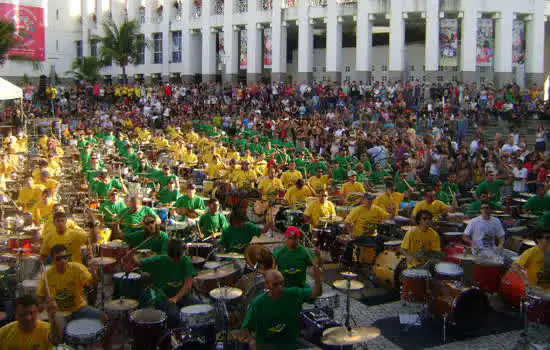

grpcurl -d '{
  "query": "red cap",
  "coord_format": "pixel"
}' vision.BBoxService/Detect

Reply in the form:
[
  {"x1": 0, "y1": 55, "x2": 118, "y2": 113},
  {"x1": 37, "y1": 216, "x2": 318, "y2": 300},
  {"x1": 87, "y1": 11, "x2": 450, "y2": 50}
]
[{"x1": 285, "y1": 226, "x2": 300, "y2": 238}]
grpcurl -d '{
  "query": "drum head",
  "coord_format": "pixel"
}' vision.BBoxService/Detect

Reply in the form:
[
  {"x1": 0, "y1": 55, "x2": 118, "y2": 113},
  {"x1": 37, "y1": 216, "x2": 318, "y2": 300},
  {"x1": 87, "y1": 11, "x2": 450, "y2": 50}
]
[
  {"x1": 131, "y1": 309, "x2": 167, "y2": 324},
  {"x1": 65, "y1": 318, "x2": 103, "y2": 337},
  {"x1": 180, "y1": 304, "x2": 214, "y2": 315},
  {"x1": 435, "y1": 262, "x2": 464, "y2": 276},
  {"x1": 402, "y1": 268, "x2": 431, "y2": 278},
  {"x1": 114, "y1": 272, "x2": 141, "y2": 280}
]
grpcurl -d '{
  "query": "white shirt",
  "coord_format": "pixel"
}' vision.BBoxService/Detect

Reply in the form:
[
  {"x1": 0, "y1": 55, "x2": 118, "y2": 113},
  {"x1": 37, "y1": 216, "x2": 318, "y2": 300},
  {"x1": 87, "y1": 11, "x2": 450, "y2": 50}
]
[
  {"x1": 502, "y1": 144, "x2": 520, "y2": 154},
  {"x1": 463, "y1": 216, "x2": 505, "y2": 249}
]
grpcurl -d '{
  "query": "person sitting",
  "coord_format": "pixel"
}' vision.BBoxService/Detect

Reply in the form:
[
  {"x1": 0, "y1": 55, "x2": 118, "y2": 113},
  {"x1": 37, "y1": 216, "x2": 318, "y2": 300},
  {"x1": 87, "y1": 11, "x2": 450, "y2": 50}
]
[
  {"x1": 345, "y1": 193, "x2": 392, "y2": 237},
  {"x1": 198, "y1": 198, "x2": 229, "y2": 240},
  {"x1": 511, "y1": 228, "x2": 550, "y2": 291},
  {"x1": 523, "y1": 184, "x2": 550, "y2": 215},
  {"x1": 130, "y1": 239, "x2": 199, "y2": 329},
  {"x1": 0, "y1": 295, "x2": 62, "y2": 349},
  {"x1": 280, "y1": 161, "x2": 303, "y2": 189},
  {"x1": 32, "y1": 188, "x2": 56, "y2": 225},
  {"x1": 467, "y1": 190, "x2": 502, "y2": 216},
  {"x1": 341, "y1": 171, "x2": 366, "y2": 202},
  {"x1": 174, "y1": 183, "x2": 206, "y2": 219},
  {"x1": 373, "y1": 180, "x2": 406, "y2": 217},
  {"x1": 368, "y1": 163, "x2": 390, "y2": 185},
  {"x1": 411, "y1": 187, "x2": 453, "y2": 223},
  {"x1": 258, "y1": 168, "x2": 285, "y2": 201},
  {"x1": 284, "y1": 178, "x2": 314, "y2": 207},
  {"x1": 89, "y1": 170, "x2": 127, "y2": 201},
  {"x1": 307, "y1": 166, "x2": 331, "y2": 193},
  {"x1": 154, "y1": 164, "x2": 179, "y2": 191},
  {"x1": 401, "y1": 210, "x2": 441, "y2": 267},
  {"x1": 119, "y1": 196, "x2": 160, "y2": 236},
  {"x1": 242, "y1": 267, "x2": 323, "y2": 350},
  {"x1": 124, "y1": 213, "x2": 169, "y2": 255},
  {"x1": 99, "y1": 189, "x2": 128, "y2": 236},
  {"x1": 273, "y1": 226, "x2": 318, "y2": 288},
  {"x1": 232, "y1": 160, "x2": 258, "y2": 189},
  {"x1": 157, "y1": 178, "x2": 181, "y2": 205},
  {"x1": 16, "y1": 177, "x2": 44, "y2": 212},
  {"x1": 463, "y1": 203, "x2": 506, "y2": 252},
  {"x1": 474, "y1": 171, "x2": 505, "y2": 202},
  {"x1": 219, "y1": 212, "x2": 271, "y2": 253},
  {"x1": 303, "y1": 190, "x2": 336, "y2": 228}
]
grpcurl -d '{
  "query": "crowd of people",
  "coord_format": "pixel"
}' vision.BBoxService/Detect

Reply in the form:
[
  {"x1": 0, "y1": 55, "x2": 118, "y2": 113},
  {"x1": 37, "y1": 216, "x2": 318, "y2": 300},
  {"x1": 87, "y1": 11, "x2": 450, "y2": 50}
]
[{"x1": 0, "y1": 78, "x2": 549, "y2": 349}]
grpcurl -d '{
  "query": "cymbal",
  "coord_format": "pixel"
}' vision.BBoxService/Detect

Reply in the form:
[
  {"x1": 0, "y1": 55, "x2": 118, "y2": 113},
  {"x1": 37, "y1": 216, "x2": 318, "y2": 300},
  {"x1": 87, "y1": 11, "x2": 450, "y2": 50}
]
[
  {"x1": 322, "y1": 326, "x2": 381, "y2": 346},
  {"x1": 245, "y1": 244, "x2": 275, "y2": 270},
  {"x1": 105, "y1": 298, "x2": 139, "y2": 311},
  {"x1": 204, "y1": 261, "x2": 222, "y2": 269},
  {"x1": 319, "y1": 215, "x2": 343, "y2": 223},
  {"x1": 340, "y1": 271, "x2": 358, "y2": 278},
  {"x1": 452, "y1": 253, "x2": 476, "y2": 261},
  {"x1": 333, "y1": 279, "x2": 364, "y2": 290},
  {"x1": 401, "y1": 226, "x2": 416, "y2": 231},
  {"x1": 209, "y1": 287, "x2": 243, "y2": 300},
  {"x1": 216, "y1": 252, "x2": 245, "y2": 259},
  {"x1": 90, "y1": 257, "x2": 116, "y2": 266},
  {"x1": 195, "y1": 265, "x2": 237, "y2": 281}
]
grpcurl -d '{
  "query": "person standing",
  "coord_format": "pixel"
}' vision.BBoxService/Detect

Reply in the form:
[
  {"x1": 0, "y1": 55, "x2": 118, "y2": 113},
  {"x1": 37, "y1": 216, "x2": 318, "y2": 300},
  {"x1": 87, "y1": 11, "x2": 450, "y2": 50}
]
[{"x1": 273, "y1": 227, "x2": 317, "y2": 288}]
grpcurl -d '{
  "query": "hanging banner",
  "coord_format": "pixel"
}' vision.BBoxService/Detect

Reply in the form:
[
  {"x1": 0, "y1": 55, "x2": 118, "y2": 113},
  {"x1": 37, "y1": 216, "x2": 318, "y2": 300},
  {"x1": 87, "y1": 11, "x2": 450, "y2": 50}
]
[
  {"x1": 476, "y1": 18, "x2": 494, "y2": 67},
  {"x1": 263, "y1": 27, "x2": 272, "y2": 69},
  {"x1": 439, "y1": 19, "x2": 458, "y2": 67},
  {"x1": 512, "y1": 20, "x2": 525, "y2": 67},
  {"x1": 0, "y1": 3, "x2": 45, "y2": 61},
  {"x1": 217, "y1": 31, "x2": 224, "y2": 69},
  {"x1": 239, "y1": 29, "x2": 248, "y2": 70}
]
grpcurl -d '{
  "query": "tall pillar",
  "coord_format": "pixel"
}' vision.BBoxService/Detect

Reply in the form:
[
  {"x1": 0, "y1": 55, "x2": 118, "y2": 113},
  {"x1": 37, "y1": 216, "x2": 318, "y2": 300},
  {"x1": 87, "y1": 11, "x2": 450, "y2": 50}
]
[
  {"x1": 247, "y1": 0, "x2": 262, "y2": 82},
  {"x1": 493, "y1": 11, "x2": 514, "y2": 87},
  {"x1": 201, "y1": 0, "x2": 217, "y2": 81},
  {"x1": 271, "y1": 0, "x2": 287, "y2": 82},
  {"x1": 355, "y1": 0, "x2": 372, "y2": 83},
  {"x1": 182, "y1": 0, "x2": 196, "y2": 81},
  {"x1": 297, "y1": 1, "x2": 313, "y2": 83},
  {"x1": 223, "y1": 0, "x2": 238, "y2": 83},
  {"x1": 388, "y1": 0, "x2": 405, "y2": 82},
  {"x1": 460, "y1": 0, "x2": 478, "y2": 83},
  {"x1": 82, "y1": 0, "x2": 90, "y2": 57},
  {"x1": 525, "y1": 4, "x2": 546, "y2": 87},
  {"x1": 424, "y1": 0, "x2": 439, "y2": 84},
  {"x1": 326, "y1": 0, "x2": 342, "y2": 83}
]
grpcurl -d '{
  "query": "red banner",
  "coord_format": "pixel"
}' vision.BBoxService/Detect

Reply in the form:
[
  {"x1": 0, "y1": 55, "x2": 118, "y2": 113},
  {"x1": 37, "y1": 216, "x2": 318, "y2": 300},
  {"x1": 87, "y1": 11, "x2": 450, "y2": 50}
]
[{"x1": 0, "y1": 3, "x2": 45, "y2": 61}]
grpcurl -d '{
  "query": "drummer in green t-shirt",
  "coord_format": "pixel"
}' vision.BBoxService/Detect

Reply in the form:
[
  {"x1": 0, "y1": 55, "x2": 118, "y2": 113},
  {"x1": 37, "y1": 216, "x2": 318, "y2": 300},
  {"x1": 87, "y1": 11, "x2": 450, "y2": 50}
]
[
  {"x1": 198, "y1": 198, "x2": 229, "y2": 239},
  {"x1": 157, "y1": 178, "x2": 181, "y2": 205},
  {"x1": 125, "y1": 213, "x2": 169, "y2": 254},
  {"x1": 219, "y1": 212, "x2": 271, "y2": 253},
  {"x1": 119, "y1": 196, "x2": 160, "y2": 235},
  {"x1": 174, "y1": 183, "x2": 206, "y2": 219}
]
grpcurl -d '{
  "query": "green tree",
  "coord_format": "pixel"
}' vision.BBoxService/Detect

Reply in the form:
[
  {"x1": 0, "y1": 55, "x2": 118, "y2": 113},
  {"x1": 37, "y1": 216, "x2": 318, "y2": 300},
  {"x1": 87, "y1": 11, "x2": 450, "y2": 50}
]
[
  {"x1": 66, "y1": 56, "x2": 104, "y2": 83},
  {"x1": 0, "y1": 20, "x2": 17, "y2": 64},
  {"x1": 95, "y1": 18, "x2": 147, "y2": 84}
]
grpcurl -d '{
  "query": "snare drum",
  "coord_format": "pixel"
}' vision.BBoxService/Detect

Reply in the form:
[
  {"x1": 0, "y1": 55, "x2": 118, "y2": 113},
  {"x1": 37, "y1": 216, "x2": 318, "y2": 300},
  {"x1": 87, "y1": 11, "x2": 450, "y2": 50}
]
[
  {"x1": 180, "y1": 304, "x2": 216, "y2": 327},
  {"x1": 401, "y1": 268, "x2": 431, "y2": 303},
  {"x1": 434, "y1": 262, "x2": 464, "y2": 281},
  {"x1": 65, "y1": 318, "x2": 105, "y2": 346},
  {"x1": 21, "y1": 279, "x2": 39, "y2": 296},
  {"x1": 186, "y1": 242, "x2": 214, "y2": 260},
  {"x1": 130, "y1": 309, "x2": 167, "y2": 350},
  {"x1": 383, "y1": 240, "x2": 402, "y2": 252},
  {"x1": 472, "y1": 256, "x2": 505, "y2": 293},
  {"x1": 499, "y1": 269, "x2": 526, "y2": 307},
  {"x1": 113, "y1": 272, "x2": 142, "y2": 300},
  {"x1": 101, "y1": 240, "x2": 128, "y2": 273},
  {"x1": 526, "y1": 287, "x2": 550, "y2": 325}
]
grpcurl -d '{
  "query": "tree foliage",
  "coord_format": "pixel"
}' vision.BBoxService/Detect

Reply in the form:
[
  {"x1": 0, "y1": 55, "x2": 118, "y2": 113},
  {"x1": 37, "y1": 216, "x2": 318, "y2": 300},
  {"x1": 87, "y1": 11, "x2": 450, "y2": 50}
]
[
  {"x1": 66, "y1": 56, "x2": 104, "y2": 83},
  {"x1": 0, "y1": 20, "x2": 17, "y2": 65}
]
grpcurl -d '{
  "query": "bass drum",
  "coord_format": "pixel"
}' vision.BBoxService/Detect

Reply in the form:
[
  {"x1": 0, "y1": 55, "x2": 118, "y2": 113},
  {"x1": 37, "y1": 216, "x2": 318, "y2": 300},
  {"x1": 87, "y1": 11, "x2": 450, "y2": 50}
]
[
  {"x1": 373, "y1": 250, "x2": 406, "y2": 289},
  {"x1": 266, "y1": 205, "x2": 303, "y2": 233},
  {"x1": 499, "y1": 269, "x2": 526, "y2": 307},
  {"x1": 212, "y1": 180, "x2": 235, "y2": 208},
  {"x1": 429, "y1": 280, "x2": 489, "y2": 333}
]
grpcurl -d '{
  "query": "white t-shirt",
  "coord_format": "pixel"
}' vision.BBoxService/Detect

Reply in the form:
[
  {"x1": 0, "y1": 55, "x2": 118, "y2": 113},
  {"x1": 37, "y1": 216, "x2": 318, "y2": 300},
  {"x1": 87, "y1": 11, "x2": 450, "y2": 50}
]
[
  {"x1": 463, "y1": 216, "x2": 505, "y2": 249},
  {"x1": 502, "y1": 144, "x2": 520, "y2": 154}
]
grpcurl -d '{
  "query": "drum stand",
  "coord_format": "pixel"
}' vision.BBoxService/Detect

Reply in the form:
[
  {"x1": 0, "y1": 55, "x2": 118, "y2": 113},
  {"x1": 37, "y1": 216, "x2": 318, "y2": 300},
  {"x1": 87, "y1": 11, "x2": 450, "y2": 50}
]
[
  {"x1": 96, "y1": 249, "x2": 107, "y2": 311},
  {"x1": 215, "y1": 278, "x2": 231, "y2": 349},
  {"x1": 342, "y1": 277, "x2": 358, "y2": 329},
  {"x1": 515, "y1": 297, "x2": 550, "y2": 350}
]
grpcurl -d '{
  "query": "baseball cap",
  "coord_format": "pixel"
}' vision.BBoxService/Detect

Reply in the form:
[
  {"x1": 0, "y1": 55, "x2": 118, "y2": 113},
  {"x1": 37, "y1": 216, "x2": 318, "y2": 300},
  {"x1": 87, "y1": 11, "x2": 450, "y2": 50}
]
[
  {"x1": 364, "y1": 193, "x2": 376, "y2": 200},
  {"x1": 347, "y1": 171, "x2": 357, "y2": 177},
  {"x1": 285, "y1": 226, "x2": 301, "y2": 238}
]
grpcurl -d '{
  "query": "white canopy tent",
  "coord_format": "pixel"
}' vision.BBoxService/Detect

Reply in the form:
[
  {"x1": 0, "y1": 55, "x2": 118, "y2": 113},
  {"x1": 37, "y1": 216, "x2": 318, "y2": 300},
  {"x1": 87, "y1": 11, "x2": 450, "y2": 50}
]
[{"x1": 0, "y1": 77, "x2": 22, "y2": 100}]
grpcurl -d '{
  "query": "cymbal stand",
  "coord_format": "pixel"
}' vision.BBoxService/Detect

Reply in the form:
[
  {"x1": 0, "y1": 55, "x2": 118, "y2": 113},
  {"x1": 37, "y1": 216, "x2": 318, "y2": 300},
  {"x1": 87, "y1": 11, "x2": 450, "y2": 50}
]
[
  {"x1": 342, "y1": 276, "x2": 358, "y2": 329},
  {"x1": 215, "y1": 277, "x2": 230, "y2": 348},
  {"x1": 95, "y1": 247, "x2": 107, "y2": 311}
]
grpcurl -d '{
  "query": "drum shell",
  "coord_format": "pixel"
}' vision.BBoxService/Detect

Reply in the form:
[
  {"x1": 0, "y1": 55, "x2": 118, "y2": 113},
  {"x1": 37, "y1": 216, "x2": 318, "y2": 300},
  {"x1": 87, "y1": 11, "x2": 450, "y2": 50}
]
[
  {"x1": 428, "y1": 281, "x2": 489, "y2": 332},
  {"x1": 434, "y1": 262, "x2": 464, "y2": 282},
  {"x1": 8, "y1": 236, "x2": 33, "y2": 254},
  {"x1": 113, "y1": 272, "x2": 143, "y2": 300},
  {"x1": 101, "y1": 241, "x2": 128, "y2": 273},
  {"x1": 180, "y1": 304, "x2": 216, "y2": 328},
  {"x1": 373, "y1": 250, "x2": 406, "y2": 289},
  {"x1": 472, "y1": 260, "x2": 505, "y2": 293},
  {"x1": 130, "y1": 309, "x2": 167, "y2": 350},
  {"x1": 64, "y1": 318, "x2": 105, "y2": 346},
  {"x1": 21, "y1": 279, "x2": 39, "y2": 296},
  {"x1": 20, "y1": 255, "x2": 41, "y2": 280},
  {"x1": 444, "y1": 243, "x2": 466, "y2": 265},
  {"x1": 186, "y1": 243, "x2": 214, "y2": 260},
  {"x1": 358, "y1": 245, "x2": 377, "y2": 265},
  {"x1": 526, "y1": 289, "x2": 550, "y2": 325},
  {"x1": 499, "y1": 269, "x2": 526, "y2": 307},
  {"x1": 401, "y1": 269, "x2": 431, "y2": 303}
]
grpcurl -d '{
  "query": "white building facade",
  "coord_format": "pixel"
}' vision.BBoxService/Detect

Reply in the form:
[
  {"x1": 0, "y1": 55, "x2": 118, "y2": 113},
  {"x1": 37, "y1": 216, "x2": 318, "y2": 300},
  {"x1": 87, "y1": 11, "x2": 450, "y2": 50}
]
[{"x1": 0, "y1": 0, "x2": 549, "y2": 87}]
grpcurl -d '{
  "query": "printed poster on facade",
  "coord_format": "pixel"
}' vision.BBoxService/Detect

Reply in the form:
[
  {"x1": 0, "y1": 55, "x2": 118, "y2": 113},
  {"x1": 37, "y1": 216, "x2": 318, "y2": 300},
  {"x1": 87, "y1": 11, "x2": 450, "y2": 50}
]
[
  {"x1": 439, "y1": 19, "x2": 458, "y2": 67},
  {"x1": 263, "y1": 27, "x2": 272, "y2": 69},
  {"x1": 217, "y1": 31, "x2": 224, "y2": 69},
  {"x1": 512, "y1": 20, "x2": 525, "y2": 67},
  {"x1": 239, "y1": 29, "x2": 248, "y2": 70},
  {"x1": 0, "y1": 3, "x2": 45, "y2": 61},
  {"x1": 476, "y1": 18, "x2": 494, "y2": 67}
]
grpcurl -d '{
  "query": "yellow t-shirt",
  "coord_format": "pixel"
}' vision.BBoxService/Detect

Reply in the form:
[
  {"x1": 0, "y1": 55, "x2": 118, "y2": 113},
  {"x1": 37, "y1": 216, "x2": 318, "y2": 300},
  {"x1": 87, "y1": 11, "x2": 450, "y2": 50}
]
[
  {"x1": 284, "y1": 185, "x2": 313, "y2": 206},
  {"x1": 412, "y1": 200, "x2": 448, "y2": 221},
  {"x1": 308, "y1": 175, "x2": 330, "y2": 193},
  {"x1": 515, "y1": 246, "x2": 550, "y2": 290},
  {"x1": 42, "y1": 218, "x2": 85, "y2": 241},
  {"x1": 342, "y1": 181, "x2": 366, "y2": 198},
  {"x1": 206, "y1": 162, "x2": 226, "y2": 179},
  {"x1": 258, "y1": 177, "x2": 285, "y2": 200},
  {"x1": 226, "y1": 151, "x2": 240, "y2": 162},
  {"x1": 304, "y1": 200, "x2": 336, "y2": 227},
  {"x1": 40, "y1": 227, "x2": 89, "y2": 264},
  {"x1": 17, "y1": 185, "x2": 44, "y2": 211},
  {"x1": 280, "y1": 170, "x2": 303, "y2": 189},
  {"x1": 373, "y1": 192, "x2": 405, "y2": 216},
  {"x1": 233, "y1": 169, "x2": 257, "y2": 189},
  {"x1": 37, "y1": 262, "x2": 92, "y2": 313},
  {"x1": 32, "y1": 201, "x2": 55, "y2": 225},
  {"x1": 0, "y1": 320, "x2": 52, "y2": 350},
  {"x1": 345, "y1": 204, "x2": 390, "y2": 236},
  {"x1": 401, "y1": 226, "x2": 441, "y2": 267}
]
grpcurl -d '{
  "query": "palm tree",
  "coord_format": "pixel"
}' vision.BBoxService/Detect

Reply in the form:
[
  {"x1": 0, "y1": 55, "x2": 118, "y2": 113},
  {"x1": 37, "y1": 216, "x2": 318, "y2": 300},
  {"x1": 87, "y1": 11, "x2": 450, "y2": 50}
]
[
  {"x1": 0, "y1": 20, "x2": 17, "y2": 65},
  {"x1": 65, "y1": 56, "x2": 104, "y2": 83},
  {"x1": 96, "y1": 18, "x2": 147, "y2": 83}
]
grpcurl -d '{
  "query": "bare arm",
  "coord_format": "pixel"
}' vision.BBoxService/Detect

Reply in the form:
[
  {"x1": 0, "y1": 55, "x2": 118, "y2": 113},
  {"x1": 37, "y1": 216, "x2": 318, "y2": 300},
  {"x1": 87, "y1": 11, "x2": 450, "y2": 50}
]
[
  {"x1": 511, "y1": 263, "x2": 530, "y2": 286},
  {"x1": 169, "y1": 276, "x2": 194, "y2": 303},
  {"x1": 311, "y1": 264, "x2": 323, "y2": 298}
]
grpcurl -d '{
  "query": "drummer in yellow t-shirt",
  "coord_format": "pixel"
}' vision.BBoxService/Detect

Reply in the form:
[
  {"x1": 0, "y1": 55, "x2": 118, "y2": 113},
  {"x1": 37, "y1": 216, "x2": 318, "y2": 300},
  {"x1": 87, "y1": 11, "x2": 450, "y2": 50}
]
[
  {"x1": 511, "y1": 229, "x2": 550, "y2": 290},
  {"x1": 411, "y1": 187, "x2": 454, "y2": 223},
  {"x1": 307, "y1": 167, "x2": 331, "y2": 193},
  {"x1": 373, "y1": 180, "x2": 405, "y2": 217},
  {"x1": 344, "y1": 193, "x2": 391, "y2": 237},
  {"x1": 342, "y1": 171, "x2": 366, "y2": 201},
  {"x1": 401, "y1": 210, "x2": 441, "y2": 267},
  {"x1": 304, "y1": 190, "x2": 336, "y2": 227}
]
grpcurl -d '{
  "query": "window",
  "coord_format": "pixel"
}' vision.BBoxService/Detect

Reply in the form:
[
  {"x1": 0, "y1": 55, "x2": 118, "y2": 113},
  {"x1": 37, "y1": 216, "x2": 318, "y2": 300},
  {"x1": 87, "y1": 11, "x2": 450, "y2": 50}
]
[
  {"x1": 56, "y1": 40, "x2": 59, "y2": 52},
  {"x1": 153, "y1": 33, "x2": 163, "y2": 64},
  {"x1": 345, "y1": 66, "x2": 350, "y2": 72},
  {"x1": 371, "y1": 65, "x2": 375, "y2": 72},
  {"x1": 76, "y1": 40, "x2": 83, "y2": 61},
  {"x1": 137, "y1": 34, "x2": 145, "y2": 65},
  {"x1": 452, "y1": 66, "x2": 458, "y2": 72},
  {"x1": 422, "y1": 64, "x2": 426, "y2": 71},
  {"x1": 171, "y1": 31, "x2": 182, "y2": 63},
  {"x1": 322, "y1": 66, "x2": 326, "y2": 73},
  {"x1": 345, "y1": 75, "x2": 351, "y2": 82},
  {"x1": 381, "y1": 65, "x2": 388, "y2": 72},
  {"x1": 312, "y1": 67, "x2": 316, "y2": 73},
  {"x1": 381, "y1": 75, "x2": 388, "y2": 82},
  {"x1": 91, "y1": 42, "x2": 98, "y2": 57},
  {"x1": 452, "y1": 75, "x2": 457, "y2": 82},
  {"x1": 437, "y1": 76, "x2": 444, "y2": 82},
  {"x1": 322, "y1": 76, "x2": 327, "y2": 81},
  {"x1": 409, "y1": 65, "x2": 415, "y2": 71},
  {"x1": 480, "y1": 76, "x2": 486, "y2": 83},
  {"x1": 56, "y1": 9, "x2": 60, "y2": 20}
]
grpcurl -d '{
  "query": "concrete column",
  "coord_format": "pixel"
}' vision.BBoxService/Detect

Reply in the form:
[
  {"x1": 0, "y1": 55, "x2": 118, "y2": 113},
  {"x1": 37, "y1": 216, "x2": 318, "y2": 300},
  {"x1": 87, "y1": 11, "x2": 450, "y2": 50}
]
[
  {"x1": 247, "y1": 0, "x2": 262, "y2": 82},
  {"x1": 271, "y1": 0, "x2": 287, "y2": 82},
  {"x1": 82, "y1": 0, "x2": 90, "y2": 57},
  {"x1": 201, "y1": 0, "x2": 217, "y2": 81},
  {"x1": 355, "y1": 0, "x2": 372, "y2": 83},
  {"x1": 182, "y1": 0, "x2": 195, "y2": 80},
  {"x1": 298, "y1": 1, "x2": 313, "y2": 83},
  {"x1": 460, "y1": 0, "x2": 478, "y2": 83},
  {"x1": 223, "y1": 0, "x2": 238, "y2": 83},
  {"x1": 388, "y1": 0, "x2": 405, "y2": 81},
  {"x1": 424, "y1": 0, "x2": 439, "y2": 84},
  {"x1": 525, "y1": 4, "x2": 546, "y2": 87},
  {"x1": 494, "y1": 11, "x2": 514, "y2": 87},
  {"x1": 326, "y1": 0, "x2": 342, "y2": 83}
]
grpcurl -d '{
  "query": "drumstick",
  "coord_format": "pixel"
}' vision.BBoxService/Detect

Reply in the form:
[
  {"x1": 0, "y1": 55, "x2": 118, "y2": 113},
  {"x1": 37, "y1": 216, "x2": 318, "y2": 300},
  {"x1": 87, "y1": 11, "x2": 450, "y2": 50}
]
[
  {"x1": 88, "y1": 237, "x2": 95, "y2": 260},
  {"x1": 40, "y1": 262, "x2": 50, "y2": 297},
  {"x1": 133, "y1": 235, "x2": 155, "y2": 250}
]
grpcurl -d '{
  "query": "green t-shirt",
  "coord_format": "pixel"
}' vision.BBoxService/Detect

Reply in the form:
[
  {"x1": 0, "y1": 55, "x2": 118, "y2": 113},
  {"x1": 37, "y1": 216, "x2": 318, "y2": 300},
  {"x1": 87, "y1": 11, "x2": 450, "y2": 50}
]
[
  {"x1": 443, "y1": 182, "x2": 460, "y2": 195},
  {"x1": 220, "y1": 221, "x2": 261, "y2": 253},
  {"x1": 140, "y1": 255, "x2": 196, "y2": 298},
  {"x1": 369, "y1": 170, "x2": 390, "y2": 185},
  {"x1": 158, "y1": 188, "x2": 180, "y2": 204},
  {"x1": 475, "y1": 180, "x2": 505, "y2": 201},
  {"x1": 523, "y1": 195, "x2": 550, "y2": 214},
  {"x1": 99, "y1": 200, "x2": 127, "y2": 224},
  {"x1": 242, "y1": 287, "x2": 313, "y2": 349},
  {"x1": 272, "y1": 246, "x2": 314, "y2": 288},
  {"x1": 467, "y1": 200, "x2": 503, "y2": 215},
  {"x1": 90, "y1": 179, "x2": 123, "y2": 198},
  {"x1": 174, "y1": 195, "x2": 206, "y2": 210},
  {"x1": 538, "y1": 212, "x2": 550, "y2": 227},
  {"x1": 307, "y1": 162, "x2": 327, "y2": 176},
  {"x1": 120, "y1": 206, "x2": 159, "y2": 234},
  {"x1": 125, "y1": 230, "x2": 169, "y2": 255},
  {"x1": 436, "y1": 191, "x2": 451, "y2": 205},
  {"x1": 198, "y1": 212, "x2": 229, "y2": 237},
  {"x1": 154, "y1": 173, "x2": 178, "y2": 190}
]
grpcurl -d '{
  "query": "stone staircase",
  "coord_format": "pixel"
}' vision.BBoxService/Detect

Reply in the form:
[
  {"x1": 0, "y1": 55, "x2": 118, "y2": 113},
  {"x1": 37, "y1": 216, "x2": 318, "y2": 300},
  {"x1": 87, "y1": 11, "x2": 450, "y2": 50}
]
[{"x1": 464, "y1": 117, "x2": 550, "y2": 149}]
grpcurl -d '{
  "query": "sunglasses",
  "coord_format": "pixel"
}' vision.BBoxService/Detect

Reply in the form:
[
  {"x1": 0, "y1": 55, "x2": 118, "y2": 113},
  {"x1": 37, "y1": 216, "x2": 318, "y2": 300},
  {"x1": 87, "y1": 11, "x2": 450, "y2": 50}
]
[
  {"x1": 481, "y1": 206, "x2": 490, "y2": 210},
  {"x1": 144, "y1": 221, "x2": 156, "y2": 225},
  {"x1": 55, "y1": 254, "x2": 72, "y2": 261}
]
